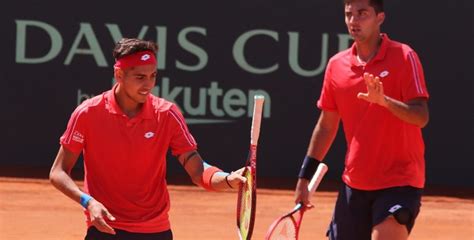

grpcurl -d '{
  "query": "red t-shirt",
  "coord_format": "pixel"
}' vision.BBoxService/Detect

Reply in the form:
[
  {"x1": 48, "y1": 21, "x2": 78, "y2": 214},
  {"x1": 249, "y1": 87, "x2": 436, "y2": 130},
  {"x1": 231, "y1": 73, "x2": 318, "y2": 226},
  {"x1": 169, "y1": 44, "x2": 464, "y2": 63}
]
[
  {"x1": 317, "y1": 34, "x2": 429, "y2": 190},
  {"x1": 60, "y1": 84, "x2": 197, "y2": 233}
]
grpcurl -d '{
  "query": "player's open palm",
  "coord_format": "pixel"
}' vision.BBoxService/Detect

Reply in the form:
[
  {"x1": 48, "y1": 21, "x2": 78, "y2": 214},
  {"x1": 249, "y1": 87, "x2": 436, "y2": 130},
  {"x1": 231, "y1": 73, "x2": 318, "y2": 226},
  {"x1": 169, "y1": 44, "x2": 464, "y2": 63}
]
[
  {"x1": 357, "y1": 72, "x2": 387, "y2": 107},
  {"x1": 87, "y1": 199, "x2": 116, "y2": 235}
]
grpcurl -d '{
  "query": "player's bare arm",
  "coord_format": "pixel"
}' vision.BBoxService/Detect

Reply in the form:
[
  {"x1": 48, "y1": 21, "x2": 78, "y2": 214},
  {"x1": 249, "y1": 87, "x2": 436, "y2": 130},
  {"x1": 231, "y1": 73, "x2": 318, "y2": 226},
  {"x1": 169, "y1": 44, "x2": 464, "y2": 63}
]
[
  {"x1": 358, "y1": 72, "x2": 429, "y2": 127},
  {"x1": 306, "y1": 111, "x2": 341, "y2": 161},
  {"x1": 178, "y1": 150, "x2": 246, "y2": 190},
  {"x1": 49, "y1": 146, "x2": 116, "y2": 234},
  {"x1": 49, "y1": 146, "x2": 82, "y2": 201},
  {"x1": 383, "y1": 97, "x2": 429, "y2": 128},
  {"x1": 295, "y1": 111, "x2": 340, "y2": 206}
]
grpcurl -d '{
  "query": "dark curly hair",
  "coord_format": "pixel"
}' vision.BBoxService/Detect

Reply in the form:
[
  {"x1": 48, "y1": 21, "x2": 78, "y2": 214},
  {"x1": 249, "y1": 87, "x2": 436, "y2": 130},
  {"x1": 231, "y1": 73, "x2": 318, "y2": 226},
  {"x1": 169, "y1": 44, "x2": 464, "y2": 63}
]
[
  {"x1": 344, "y1": 0, "x2": 384, "y2": 14},
  {"x1": 112, "y1": 38, "x2": 158, "y2": 60}
]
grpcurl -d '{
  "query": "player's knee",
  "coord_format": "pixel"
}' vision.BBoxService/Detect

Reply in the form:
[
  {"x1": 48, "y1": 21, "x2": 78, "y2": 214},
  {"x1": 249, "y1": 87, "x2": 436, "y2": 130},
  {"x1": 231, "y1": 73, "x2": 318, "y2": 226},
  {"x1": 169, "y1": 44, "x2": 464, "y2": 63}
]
[{"x1": 393, "y1": 208, "x2": 412, "y2": 225}]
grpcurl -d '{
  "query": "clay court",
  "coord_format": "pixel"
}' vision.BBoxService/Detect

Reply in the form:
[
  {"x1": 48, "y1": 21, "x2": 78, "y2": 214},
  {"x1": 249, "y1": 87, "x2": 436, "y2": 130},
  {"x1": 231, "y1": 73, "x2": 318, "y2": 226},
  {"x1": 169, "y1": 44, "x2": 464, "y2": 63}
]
[{"x1": 1, "y1": 177, "x2": 472, "y2": 240}]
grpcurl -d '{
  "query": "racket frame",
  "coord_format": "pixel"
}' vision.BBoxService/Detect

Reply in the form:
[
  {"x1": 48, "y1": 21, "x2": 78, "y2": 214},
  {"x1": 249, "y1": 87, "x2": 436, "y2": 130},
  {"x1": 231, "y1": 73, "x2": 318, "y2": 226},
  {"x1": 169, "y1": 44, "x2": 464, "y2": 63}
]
[
  {"x1": 264, "y1": 163, "x2": 329, "y2": 240},
  {"x1": 237, "y1": 95, "x2": 265, "y2": 240}
]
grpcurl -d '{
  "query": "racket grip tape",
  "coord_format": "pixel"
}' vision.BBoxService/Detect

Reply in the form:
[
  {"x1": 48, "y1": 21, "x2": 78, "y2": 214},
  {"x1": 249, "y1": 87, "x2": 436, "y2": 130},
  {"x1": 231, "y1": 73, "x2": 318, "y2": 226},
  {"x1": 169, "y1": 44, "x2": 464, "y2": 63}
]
[{"x1": 308, "y1": 163, "x2": 328, "y2": 197}]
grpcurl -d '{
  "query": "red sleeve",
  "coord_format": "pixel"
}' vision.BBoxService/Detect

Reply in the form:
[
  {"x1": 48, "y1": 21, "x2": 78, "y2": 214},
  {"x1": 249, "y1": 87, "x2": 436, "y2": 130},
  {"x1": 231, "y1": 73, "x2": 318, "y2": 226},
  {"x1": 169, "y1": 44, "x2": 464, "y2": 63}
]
[
  {"x1": 60, "y1": 104, "x2": 88, "y2": 154},
  {"x1": 168, "y1": 104, "x2": 198, "y2": 156},
  {"x1": 317, "y1": 62, "x2": 338, "y2": 111},
  {"x1": 402, "y1": 51, "x2": 429, "y2": 101}
]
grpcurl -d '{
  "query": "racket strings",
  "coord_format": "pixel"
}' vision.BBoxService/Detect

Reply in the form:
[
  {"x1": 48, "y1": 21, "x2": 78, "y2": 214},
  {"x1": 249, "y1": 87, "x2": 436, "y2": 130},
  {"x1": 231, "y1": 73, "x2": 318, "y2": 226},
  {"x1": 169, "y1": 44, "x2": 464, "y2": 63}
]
[
  {"x1": 238, "y1": 170, "x2": 255, "y2": 239},
  {"x1": 268, "y1": 217, "x2": 297, "y2": 240}
]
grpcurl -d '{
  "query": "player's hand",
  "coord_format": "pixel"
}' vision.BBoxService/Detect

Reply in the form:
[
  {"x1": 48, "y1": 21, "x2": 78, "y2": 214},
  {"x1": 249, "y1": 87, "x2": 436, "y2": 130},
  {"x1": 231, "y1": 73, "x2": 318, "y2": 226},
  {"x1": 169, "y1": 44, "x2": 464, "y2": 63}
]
[
  {"x1": 87, "y1": 199, "x2": 116, "y2": 235},
  {"x1": 227, "y1": 167, "x2": 248, "y2": 188},
  {"x1": 357, "y1": 72, "x2": 388, "y2": 107},
  {"x1": 295, "y1": 178, "x2": 314, "y2": 209}
]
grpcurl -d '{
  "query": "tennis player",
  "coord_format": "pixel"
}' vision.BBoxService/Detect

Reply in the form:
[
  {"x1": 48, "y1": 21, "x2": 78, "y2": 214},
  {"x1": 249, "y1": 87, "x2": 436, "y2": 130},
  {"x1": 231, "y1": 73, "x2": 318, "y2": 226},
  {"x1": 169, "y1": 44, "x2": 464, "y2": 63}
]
[
  {"x1": 49, "y1": 38, "x2": 246, "y2": 240},
  {"x1": 294, "y1": 0, "x2": 429, "y2": 239}
]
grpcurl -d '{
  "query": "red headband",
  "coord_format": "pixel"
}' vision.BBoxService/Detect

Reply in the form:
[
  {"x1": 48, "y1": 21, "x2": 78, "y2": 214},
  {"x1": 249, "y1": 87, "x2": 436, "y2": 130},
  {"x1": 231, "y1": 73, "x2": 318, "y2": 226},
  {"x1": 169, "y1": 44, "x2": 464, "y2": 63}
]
[{"x1": 114, "y1": 51, "x2": 157, "y2": 69}]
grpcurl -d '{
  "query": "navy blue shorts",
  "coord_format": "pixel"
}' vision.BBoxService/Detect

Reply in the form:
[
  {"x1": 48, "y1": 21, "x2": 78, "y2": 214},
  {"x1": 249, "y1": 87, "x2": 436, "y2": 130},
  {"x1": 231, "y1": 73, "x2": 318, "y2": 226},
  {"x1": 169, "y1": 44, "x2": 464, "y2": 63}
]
[
  {"x1": 327, "y1": 184, "x2": 422, "y2": 240},
  {"x1": 85, "y1": 227, "x2": 173, "y2": 240}
]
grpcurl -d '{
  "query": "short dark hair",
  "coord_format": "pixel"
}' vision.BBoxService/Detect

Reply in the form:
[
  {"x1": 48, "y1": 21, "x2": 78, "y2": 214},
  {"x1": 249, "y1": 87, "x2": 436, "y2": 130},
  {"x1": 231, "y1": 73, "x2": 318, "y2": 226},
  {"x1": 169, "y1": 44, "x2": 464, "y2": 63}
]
[
  {"x1": 113, "y1": 38, "x2": 158, "y2": 60},
  {"x1": 344, "y1": 0, "x2": 384, "y2": 14}
]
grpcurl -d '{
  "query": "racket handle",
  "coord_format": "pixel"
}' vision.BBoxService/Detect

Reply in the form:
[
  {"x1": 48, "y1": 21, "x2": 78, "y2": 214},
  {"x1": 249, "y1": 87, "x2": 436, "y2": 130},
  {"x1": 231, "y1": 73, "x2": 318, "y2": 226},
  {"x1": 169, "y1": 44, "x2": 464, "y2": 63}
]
[
  {"x1": 250, "y1": 95, "x2": 265, "y2": 145},
  {"x1": 307, "y1": 163, "x2": 328, "y2": 200}
]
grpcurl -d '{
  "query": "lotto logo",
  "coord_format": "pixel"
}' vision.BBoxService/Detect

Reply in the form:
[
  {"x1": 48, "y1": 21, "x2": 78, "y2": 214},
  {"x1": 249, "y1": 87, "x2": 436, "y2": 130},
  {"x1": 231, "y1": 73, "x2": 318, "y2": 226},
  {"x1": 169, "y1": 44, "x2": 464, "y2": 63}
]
[
  {"x1": 141, "y1": 54, "x2": 151, "y2": 61},
  {"x1": 144, "y1": 132, "x2": 154, "y2": 139},
  {"x1": 379, "y1": 70, "x2": 389, "y2": 78},
  {"x1": 389, "y1": 204, "x2": 402, "y2": 213}
]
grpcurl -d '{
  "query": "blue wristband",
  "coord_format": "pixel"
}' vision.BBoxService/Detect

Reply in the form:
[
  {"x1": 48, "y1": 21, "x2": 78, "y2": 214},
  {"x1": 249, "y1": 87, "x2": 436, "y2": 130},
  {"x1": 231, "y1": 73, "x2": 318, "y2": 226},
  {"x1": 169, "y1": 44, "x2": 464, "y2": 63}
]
[{"x1": 80, "y1": 193, "x2": 93, "y2": 208}]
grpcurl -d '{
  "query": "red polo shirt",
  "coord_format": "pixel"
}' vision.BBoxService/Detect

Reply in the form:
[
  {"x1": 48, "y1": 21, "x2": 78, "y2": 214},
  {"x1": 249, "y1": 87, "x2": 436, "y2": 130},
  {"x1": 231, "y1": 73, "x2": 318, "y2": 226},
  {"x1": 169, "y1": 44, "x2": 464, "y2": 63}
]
[
  {"x1": 318, "y1": 34, "x2": 429, "y2": 190},
  {"x1": 60, "y1": 84, "x2": 197, "y2": 233}
]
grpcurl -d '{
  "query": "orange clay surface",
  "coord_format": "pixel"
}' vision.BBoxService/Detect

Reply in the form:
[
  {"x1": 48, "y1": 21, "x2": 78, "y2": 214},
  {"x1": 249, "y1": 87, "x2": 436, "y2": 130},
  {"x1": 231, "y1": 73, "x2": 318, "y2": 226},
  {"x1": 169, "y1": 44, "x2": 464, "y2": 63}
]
[{"x1": 1, "y1": 177, "x2": 473, "y2": 240}]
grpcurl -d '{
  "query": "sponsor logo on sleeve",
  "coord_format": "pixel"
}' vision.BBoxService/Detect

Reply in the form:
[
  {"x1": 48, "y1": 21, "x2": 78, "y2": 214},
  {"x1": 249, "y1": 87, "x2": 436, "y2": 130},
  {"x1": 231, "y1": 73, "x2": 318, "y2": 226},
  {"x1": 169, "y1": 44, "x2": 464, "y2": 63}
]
[{"x1": 72, "y1": 131, "x2": 84, "y2": 144}]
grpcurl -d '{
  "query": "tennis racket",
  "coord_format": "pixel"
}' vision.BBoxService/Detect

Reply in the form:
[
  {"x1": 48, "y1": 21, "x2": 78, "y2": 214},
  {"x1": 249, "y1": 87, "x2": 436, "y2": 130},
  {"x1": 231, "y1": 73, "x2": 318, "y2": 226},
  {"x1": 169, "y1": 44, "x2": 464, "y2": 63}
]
[
  {"x1": 264, "y1": 163, "x2": 328, "y2": 240},
  {"x1": 237, "y1": 95, "x2": 265, "y2": 240}
]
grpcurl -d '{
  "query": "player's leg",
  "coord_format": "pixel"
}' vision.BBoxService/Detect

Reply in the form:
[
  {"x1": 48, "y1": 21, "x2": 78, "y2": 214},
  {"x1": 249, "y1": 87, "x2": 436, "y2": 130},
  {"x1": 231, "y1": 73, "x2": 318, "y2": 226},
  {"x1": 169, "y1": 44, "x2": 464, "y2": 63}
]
[
  {"x1": 326, "y1": 184, "x2": 373, "y2": 240},
  {"x1": 371, "y1": 186, "x2": 423, "y2": 240},
  {"x1": 372, "y1": 215, "x2": 408, "y2": 240}
]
